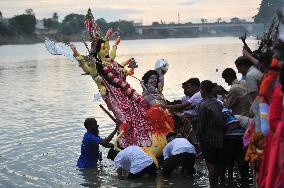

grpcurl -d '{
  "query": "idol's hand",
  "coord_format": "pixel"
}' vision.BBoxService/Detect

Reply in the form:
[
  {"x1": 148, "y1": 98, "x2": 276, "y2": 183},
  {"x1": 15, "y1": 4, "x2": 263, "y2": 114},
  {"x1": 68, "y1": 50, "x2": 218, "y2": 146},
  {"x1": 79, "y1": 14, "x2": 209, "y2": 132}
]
[
  {"x1": 106, "y1": 28, "x2": 113, "y2": 38},
  {"x1": 115, "y1": 36, "x2": 121, "y2": 45}
]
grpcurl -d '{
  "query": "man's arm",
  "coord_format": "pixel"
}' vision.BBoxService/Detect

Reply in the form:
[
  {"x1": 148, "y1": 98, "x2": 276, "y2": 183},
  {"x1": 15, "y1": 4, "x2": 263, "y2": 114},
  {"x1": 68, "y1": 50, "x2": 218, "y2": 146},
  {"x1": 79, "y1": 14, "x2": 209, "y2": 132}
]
[
  {"x1": 162, "y1": 102, "x2": 192, "y2": 111},
  {"x1": 243, "y1": 47, "x2": 259, "y2": 67},
  {"x1": 224, "y1": 88, "x2": 239, "y2": 109},
  {"x1": 100, "y1": 124, "x2": 119, "y2": 147}
]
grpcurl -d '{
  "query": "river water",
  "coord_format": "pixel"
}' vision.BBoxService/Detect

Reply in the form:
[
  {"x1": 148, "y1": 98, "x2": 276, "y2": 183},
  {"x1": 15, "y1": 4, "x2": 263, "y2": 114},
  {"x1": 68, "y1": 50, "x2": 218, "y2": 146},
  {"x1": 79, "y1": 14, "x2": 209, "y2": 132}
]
[{"x1": 0, "y1": 37, "x2": 257, "y2": 188}]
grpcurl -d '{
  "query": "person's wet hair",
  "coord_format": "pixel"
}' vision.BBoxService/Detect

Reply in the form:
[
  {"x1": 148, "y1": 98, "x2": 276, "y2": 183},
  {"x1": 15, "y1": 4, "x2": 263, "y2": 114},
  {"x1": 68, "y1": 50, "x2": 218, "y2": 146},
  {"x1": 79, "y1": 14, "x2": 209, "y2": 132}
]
[
  {"x1": 222, "y1": 68, "x2": 237, "y2": 80},
  {"x1": 84, "y1": 118, "x2": 97, "y2": 129},
  {"x1": 234, "y1": 56, "x2": 253, "y2": 67},
  {"x1": 107, "y1": 148, "x2": 120, "y2": 161}
]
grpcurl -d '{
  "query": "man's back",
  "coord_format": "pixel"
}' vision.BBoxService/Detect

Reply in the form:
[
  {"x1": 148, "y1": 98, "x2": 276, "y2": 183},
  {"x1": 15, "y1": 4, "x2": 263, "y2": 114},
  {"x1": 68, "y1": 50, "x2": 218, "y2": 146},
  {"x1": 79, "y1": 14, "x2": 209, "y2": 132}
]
[
  {"x1": 225, "y1": 79, "x2": 250, "y2": 116},
  {"x1": 114, "y1": 146, "x2": 153, "y2": 174},
  {"x1": 198, "y1": 97, "x2": 225, "y2": 149},
  {"x1": 77, "y1": 131, "x2": 102, "y2": 168},
  {"x1": 163, "y1": 138, "x2": 196, "y2": 160}
]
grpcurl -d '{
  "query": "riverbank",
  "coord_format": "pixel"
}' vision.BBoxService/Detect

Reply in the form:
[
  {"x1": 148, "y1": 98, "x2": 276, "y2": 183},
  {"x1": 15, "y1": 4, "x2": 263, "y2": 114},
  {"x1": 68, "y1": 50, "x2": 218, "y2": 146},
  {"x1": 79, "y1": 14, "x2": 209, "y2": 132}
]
[
  {"x1": 0, "y1": 34, "x2": 192, "y2": 45},
  {"x1": 0, "y1": 32, "x2": 250, "y2": 46}
]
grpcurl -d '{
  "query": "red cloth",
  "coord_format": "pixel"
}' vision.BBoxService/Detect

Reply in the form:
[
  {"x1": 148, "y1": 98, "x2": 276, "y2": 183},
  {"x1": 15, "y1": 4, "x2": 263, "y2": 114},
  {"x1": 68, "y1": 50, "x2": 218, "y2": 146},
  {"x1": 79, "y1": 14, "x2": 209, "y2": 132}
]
[
  {"x1": 259, "y1": 58, "x2": 281, "y2": 104},
  {"x1": 102, "y1": 61, "x2": 152, "y2": 148},
  {"x1": 257, "y1": 84, "x2": 284, "y2": 188}
]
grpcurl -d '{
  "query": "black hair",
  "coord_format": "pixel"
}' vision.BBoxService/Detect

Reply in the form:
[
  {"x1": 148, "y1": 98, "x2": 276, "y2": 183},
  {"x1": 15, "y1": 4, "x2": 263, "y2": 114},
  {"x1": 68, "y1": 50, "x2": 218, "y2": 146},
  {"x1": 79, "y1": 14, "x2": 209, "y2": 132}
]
[
  {"x1": 200, "y1": 80, "x2": 214, "y2": 94},
  {"x1": 142, "y1": 70, "x2": 159, "y2": 88},
  {"x1": 222, "y1": 68, "x2": 237, "y2": 80},
  {"x1": 234, "y1": 56, "x2": 253, "y2": 67},
  {"x1": 182, "y1": 80, "x2": 188, "y2": 88},
  {"x1": 107, "y1": 148, "x2": 120, "y2": 161},
  {"x1": 84, "y1": 118, "x2": 97, "y2": 129},
  {"x1": 166, "y1": 132, "x2": 176, "y2": 140},
  {"x1": 187, "y1": 78, "x2": 200, "y2": 87}
]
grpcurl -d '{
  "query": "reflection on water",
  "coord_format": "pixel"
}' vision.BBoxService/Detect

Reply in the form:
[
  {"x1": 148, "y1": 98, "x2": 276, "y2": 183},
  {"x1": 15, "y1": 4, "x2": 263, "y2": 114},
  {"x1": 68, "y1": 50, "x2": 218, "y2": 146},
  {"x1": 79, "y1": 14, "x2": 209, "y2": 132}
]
[{"x1": 0, "y1": 37, "x2": 257, "y2": 187}]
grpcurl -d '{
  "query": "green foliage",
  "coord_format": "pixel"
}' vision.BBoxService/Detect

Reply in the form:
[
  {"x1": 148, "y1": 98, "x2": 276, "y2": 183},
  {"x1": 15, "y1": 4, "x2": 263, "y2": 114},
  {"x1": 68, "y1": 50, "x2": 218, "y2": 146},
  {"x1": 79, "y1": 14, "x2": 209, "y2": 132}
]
[
  {"x1": 108, "y1": 20, "x2": 135, "y2": 35},
  {"x1": 95, "y1": 18, "x2": 108, "y2": 33},
  {"x1": 9, "y1": 13, "x2": 36, "y2": 35},
  {"x1": 152, "y1": 22, "x2": 160, "y2": 26},
  {"x1": 0, "y1": 22, "x2": 12, "y2": 36},
  {"x1": 43, "y1": 18, "x2": 59, "y2": 29},
  {"x1": 254, "y1": 0, "x2": 284, "y2": 23},
  {"x1": 25, "y1": 8, "x2": 35, "y2": 15},
  {"x1": 52, "y1": 12, "x2": 59, "y2": 22},
  {"x1": 60, "y1": 13, "x2": 85, "y2": 35}
]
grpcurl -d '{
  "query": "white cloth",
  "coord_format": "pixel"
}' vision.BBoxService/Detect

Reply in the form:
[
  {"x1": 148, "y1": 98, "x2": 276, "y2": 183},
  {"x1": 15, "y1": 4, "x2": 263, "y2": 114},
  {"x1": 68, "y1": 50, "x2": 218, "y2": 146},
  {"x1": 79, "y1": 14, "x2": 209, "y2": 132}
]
[
  {"x1": 114, "y1": 146, "x2": 153, "y2": 174},
  {"x1": 181, "y1": 95, "x2": 190, "y2": 104},
  {"x1": 163, "y1": 138, "x2": 196, "y2": 160},
  {"x1": 44, "y1": 38, "x2": 78, "y2": 63},
  {"x1": 188, "y1": 91, "x2": 202, "y2": 106},
  {"x1": 184, "y1": 91, "x2": 202, "y2": 115}
]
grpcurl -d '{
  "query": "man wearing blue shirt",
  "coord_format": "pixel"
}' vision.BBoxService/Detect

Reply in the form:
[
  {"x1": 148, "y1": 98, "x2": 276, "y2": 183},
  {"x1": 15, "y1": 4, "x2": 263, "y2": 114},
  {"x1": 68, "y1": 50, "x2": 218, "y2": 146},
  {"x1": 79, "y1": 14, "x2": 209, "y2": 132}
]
[{"x1": 77, "y1": 118, "x2": 119, "y2": 168}]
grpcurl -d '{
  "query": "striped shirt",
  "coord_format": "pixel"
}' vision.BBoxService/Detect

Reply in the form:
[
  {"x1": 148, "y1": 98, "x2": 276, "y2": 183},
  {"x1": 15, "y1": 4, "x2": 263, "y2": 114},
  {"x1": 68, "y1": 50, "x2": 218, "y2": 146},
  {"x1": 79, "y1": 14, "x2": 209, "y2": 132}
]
[{"x1": 198, "y1": 97, "x2": 225, "y2": 149}]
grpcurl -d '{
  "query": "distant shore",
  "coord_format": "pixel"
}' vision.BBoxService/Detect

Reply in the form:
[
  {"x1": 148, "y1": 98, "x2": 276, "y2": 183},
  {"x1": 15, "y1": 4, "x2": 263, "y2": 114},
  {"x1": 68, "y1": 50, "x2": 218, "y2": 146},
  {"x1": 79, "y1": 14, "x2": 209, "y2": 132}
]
[{"x1": 0, "y1": 33, "x2": 248, "y2": 46}]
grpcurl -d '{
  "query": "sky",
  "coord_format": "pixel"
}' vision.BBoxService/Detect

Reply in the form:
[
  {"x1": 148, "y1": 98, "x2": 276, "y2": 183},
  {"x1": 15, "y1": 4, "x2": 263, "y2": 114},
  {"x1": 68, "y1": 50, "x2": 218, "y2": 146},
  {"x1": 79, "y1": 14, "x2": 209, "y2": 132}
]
[{"x1": 0, "y1": 0, "x2": 262, "y2": 25}]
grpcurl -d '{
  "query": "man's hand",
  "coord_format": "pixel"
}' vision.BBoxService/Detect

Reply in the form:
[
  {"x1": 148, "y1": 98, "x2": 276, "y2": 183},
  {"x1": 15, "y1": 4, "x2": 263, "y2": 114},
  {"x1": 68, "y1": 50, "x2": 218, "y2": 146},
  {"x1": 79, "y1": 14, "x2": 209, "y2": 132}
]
[
  {"x1": 215, "y1": 85, "x2": 227, "y2": 95},
  {"x1": 242, "y1": 47, "x2": 251, "y2": 58}
]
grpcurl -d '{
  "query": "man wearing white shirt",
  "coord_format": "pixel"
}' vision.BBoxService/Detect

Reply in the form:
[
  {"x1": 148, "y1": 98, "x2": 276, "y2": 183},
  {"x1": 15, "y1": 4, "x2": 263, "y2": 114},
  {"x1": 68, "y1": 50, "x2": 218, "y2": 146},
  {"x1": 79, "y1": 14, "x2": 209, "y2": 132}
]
[
  {"x1": 162, "y1": 132, "x2": 196, "y2": 177},
  {"x1": 108, "y1": 146, "x2": 157, "y2": 179},
  {"x1": 164, "y1": 78, "x2": 202, "y2": 115}
]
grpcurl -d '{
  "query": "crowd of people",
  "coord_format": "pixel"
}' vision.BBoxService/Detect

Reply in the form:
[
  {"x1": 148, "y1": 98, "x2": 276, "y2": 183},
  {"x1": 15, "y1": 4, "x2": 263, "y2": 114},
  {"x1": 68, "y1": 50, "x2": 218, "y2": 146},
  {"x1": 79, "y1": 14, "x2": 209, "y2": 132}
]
[{"x1": 74, "y1": 24, "x2": 284, "y2": 188}]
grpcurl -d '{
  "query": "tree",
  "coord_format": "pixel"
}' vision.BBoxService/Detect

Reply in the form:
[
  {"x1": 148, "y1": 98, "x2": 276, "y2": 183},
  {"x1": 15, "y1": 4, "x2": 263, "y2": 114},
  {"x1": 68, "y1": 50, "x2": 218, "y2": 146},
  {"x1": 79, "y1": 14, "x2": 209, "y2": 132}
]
[
  {"x1": 254, "y1": 0, "x2": 284, "y2": 23},
  {"x1": 9, "y1": 12, "x2": 36, "y2": 35},
  {"x1": 216, "y1": 17, "x2": 222, "y2": 23},
  {"x1": 44, "y1": 12, "x2": 60, "y2": 29},
  {"x1": 60, "y1": 13, "x2": 85, "y2": 35},
  {"x1": 0, "y1": 22, "x2": 12, "y2": 36},
  {"x1": 52, "y1": 12, "x2": 58, "y2": 22},
  {"x1": 107, "y1": 20, "x2": 135, "y2": 36},
  {"x1": 0, "y1": 11, "x2": 2, "y2": 19},
  {"x1": 95, "y1": 18, "x2": 108, "y2": 33},
  {"x1": 152, "y1": 21, "x2": 160, "y2": 26},
  {"x1": 201, "y1": 18, "x2": 208, "y2": 24},
  {"x1": 25, "y1": 8, "x2": 35, "y2": 15}
]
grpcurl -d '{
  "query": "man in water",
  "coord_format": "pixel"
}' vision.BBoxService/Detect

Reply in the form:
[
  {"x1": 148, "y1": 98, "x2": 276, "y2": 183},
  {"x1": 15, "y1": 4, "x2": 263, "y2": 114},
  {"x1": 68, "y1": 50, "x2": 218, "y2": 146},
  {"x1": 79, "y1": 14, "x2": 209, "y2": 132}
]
[
  {"x1": 107, "y1": 146, "x2": 157, "y2": 179},
  {"x1": 198, "y1": 80, "x2": 225, "y2": 188},
  {"x1": 77, "y1": 118, "x2": 119, "y2": 168},
  {"x1": 162, "y1": 132, "x2": 196, "y2": 177}
]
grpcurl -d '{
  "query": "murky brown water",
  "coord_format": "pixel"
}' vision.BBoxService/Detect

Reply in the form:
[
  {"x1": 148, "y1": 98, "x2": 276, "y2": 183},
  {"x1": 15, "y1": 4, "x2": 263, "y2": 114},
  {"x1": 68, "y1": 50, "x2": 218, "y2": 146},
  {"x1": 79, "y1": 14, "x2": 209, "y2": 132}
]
[{"x1": 0, "y1": 37, "x2": 257, "y2": 187}]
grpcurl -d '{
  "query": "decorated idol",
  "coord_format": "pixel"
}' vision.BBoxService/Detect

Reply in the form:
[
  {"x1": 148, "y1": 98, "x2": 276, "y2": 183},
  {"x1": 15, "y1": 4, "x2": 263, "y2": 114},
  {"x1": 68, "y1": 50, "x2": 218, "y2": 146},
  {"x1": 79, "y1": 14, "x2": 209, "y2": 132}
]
[{"x1": 45, "y1": 8, "x2": 174, "y2": 159}]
